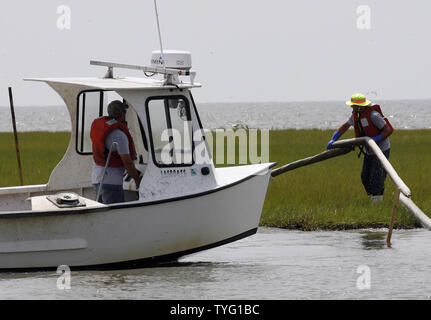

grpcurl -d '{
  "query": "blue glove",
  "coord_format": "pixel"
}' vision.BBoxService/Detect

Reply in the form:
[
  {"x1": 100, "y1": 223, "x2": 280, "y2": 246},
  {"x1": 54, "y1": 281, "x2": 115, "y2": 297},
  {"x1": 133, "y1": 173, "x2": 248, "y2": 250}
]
[
  {"x1": 326, "y1": 131, "x2": 341, "y2": 149},
  {"x1": 372, "y1": 134, "x2": 383, "y2": 142}
]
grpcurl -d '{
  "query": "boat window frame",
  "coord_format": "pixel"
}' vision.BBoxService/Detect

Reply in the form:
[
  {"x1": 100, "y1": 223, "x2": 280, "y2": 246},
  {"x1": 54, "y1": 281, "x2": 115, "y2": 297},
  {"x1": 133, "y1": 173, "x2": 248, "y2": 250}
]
[
  {"x1": 145, "y1": 94, "x2": 195, "y2": 168},
  {"x1": 76, "y1": 89, "x2": 148, "y2": 156},
  {"x1": 189, "y1": 92, "x2": 205, "y2": 133}
]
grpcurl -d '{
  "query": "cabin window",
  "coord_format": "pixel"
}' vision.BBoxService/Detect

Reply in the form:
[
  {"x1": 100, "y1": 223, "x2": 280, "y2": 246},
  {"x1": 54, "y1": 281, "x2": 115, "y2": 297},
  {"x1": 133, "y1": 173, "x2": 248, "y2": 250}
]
[
  {"x1": 77, "y1": 91, "x2": 104, "y2": 153},
  {"x1": 76, "y1": 90, "x2": 148, "y2": 155},
  {"x1": 146, "y1": 96, "x2": 193, "y2": 166}
]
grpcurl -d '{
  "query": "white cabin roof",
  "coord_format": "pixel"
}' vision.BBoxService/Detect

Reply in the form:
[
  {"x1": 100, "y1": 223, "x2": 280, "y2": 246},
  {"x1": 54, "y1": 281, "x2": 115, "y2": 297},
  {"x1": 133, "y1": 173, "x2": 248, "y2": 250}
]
[{"x1": 24, "y1": 77, "x2": 201, "y2": 90}]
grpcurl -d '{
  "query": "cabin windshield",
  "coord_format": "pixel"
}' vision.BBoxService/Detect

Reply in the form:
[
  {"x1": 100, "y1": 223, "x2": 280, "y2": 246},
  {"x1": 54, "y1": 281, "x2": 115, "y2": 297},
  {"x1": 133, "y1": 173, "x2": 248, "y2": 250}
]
[
  {"x1": 76, "y1": 90, "x2": 148, "y2": 155},
  {"x1": 146, "y1": 95, "x2": 193, "y2": 166}
]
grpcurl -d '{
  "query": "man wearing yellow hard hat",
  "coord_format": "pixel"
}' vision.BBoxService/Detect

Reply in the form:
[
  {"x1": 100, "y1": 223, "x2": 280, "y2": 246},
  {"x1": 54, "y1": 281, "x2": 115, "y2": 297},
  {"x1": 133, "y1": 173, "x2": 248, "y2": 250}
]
[{"x1": 326, "y1": 93, "x2": 394, "y2": 202}]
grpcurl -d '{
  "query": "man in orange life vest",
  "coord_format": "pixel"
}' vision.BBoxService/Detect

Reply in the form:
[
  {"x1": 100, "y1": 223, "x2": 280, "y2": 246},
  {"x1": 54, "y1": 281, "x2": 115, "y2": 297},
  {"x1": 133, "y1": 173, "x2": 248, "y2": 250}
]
[
  {"x1": 90, "y1": 100, "x2": 141, "y2": 204},
  {"x1": 326, "y1": 93, "x2": 394, "y2": 202}
]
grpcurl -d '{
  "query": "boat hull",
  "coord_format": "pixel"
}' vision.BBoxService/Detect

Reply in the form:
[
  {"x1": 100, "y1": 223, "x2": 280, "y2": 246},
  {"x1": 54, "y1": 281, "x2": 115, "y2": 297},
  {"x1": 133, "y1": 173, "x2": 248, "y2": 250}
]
[{"x1": 0, "y1": 170, "x2": 271, "y2": 270}]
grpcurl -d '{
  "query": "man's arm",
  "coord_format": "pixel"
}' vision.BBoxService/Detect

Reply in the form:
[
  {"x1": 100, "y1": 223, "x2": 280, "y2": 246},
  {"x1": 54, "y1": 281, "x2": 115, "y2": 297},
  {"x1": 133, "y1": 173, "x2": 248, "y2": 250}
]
[
  {"x1": 337, "y1": 122, "x2": 351, "y2": 135},
  {"x1": 372, "y1": 124, "x2": 392, "y2": 142},
  {"x1": 120, "y1": 154, "x2": 141, "y2": 189},
  {"x1": 110, "y1": 129, "x2": 141, "y2": 189},
  {"x1": 326, "y1": 122, "x2": 351, "y2": 149},
  {"x1": 370, "y1": 111, "x2": 393, "y2": 142},
  {"x1": 380, "y1": 124, "x2": 392, "y2": 139}
]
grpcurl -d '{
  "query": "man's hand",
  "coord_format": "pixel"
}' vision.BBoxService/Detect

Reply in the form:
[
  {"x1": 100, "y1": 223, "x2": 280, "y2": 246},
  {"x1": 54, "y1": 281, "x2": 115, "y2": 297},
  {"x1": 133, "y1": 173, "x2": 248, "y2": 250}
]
[
  {"x1": 326, "y1": 131, "x2": 342, "y2": 149},
  {"x1": 120, "y1": 153, "x2": 141, "y2": 190},
  {"x1": 326, "y1": 139, "x2": 335, "y2": 149},
  {"x1": 326, "y1": 122, "x2": 350, "y2": 149},
  {"x1": 372, "y1": 135, "x2": 383, "y2": 142}
]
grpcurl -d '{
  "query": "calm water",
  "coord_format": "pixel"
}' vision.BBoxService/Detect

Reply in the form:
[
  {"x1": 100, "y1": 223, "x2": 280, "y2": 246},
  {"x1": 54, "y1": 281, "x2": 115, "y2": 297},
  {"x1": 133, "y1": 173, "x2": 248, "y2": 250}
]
[
  {"x1": 1, "y1": 227, "x2": 430, "y2": 300},
  {"x1": 0, "y1": 99, "x2": 430, "y2": 132}
]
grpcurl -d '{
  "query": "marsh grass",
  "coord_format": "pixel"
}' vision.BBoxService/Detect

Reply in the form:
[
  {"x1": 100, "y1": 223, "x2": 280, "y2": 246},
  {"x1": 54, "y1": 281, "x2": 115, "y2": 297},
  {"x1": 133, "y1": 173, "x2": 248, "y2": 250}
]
[
  {"x1": 0, "y1": 132, "x2": 70, "y2": 187},
  {"x1": 0, "y1": 129, "x2": 429, "y2": 230},
  {"x1": 262, "y1": 129, "x2": 431, "y2": 229},
  {"x1": 209, "y1": 128, "x2": 430, "y2": 229}
]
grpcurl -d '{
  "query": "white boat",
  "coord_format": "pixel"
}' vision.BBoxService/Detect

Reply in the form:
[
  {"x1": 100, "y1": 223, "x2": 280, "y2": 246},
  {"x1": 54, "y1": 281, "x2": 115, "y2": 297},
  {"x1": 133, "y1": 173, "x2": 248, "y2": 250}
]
[{"x1": 0, "y1": 51, "x2": 276, "y2": 270}]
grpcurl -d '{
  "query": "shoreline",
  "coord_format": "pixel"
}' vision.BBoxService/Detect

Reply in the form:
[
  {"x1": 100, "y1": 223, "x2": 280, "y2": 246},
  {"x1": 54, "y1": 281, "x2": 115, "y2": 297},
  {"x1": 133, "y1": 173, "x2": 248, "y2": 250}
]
[{"x1": 261, "y1": 222, "x2": 419, "y2": 231}]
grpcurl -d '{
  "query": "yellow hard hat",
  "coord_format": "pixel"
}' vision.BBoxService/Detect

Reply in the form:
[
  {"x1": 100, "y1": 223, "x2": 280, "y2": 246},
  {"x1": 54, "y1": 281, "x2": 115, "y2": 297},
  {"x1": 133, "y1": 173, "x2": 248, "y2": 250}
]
[{"x1": 346, "y1": 93, "x2": 372, "y2": 107}]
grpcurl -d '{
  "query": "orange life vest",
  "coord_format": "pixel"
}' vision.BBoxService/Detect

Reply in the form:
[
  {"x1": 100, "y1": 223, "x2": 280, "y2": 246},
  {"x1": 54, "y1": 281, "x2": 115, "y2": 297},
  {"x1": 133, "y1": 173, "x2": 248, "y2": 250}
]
[
  {"x1": 90, "y1": 116, "x2": 137, "y2": 168},
  {"x1": 352, "y1": 104, "x2": 394, "y2": 138}
]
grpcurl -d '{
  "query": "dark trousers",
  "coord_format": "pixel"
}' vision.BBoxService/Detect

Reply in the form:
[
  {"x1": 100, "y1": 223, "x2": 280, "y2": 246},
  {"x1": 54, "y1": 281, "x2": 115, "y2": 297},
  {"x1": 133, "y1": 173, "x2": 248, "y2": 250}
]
[
  {"x1": 361, "y1": 149, "x2": 390, "y2": 196},
  {"x1": 93, "y1": 183, "x2": 125, "y2": 204}
]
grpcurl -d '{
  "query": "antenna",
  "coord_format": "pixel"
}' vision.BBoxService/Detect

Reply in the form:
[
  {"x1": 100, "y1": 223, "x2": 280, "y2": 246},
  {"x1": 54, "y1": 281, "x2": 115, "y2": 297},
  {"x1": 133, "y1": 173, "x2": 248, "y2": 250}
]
[{"x1": 153, "y1": 0, "x2": 165, "y2": 68}]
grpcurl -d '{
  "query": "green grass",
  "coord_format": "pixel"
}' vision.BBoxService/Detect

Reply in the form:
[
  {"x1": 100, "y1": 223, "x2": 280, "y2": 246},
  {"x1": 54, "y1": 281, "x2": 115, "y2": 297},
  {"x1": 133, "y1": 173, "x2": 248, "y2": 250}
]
[
  {"x1": 1, "y1": 130, "x2": 430, "y2": 230},
  {"x1": 261, "y1": 129, "x2": 431, "y2": 230},
  {"x1": 0, "y1": 132, "x2": 70, "y2": 186}
]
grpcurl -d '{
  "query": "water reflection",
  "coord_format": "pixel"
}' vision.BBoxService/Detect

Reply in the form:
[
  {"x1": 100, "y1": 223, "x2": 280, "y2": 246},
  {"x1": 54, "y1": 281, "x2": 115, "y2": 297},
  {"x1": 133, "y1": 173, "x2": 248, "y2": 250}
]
[{"x1": 359, "y1": 230, "x2": 387, "y2": 250}]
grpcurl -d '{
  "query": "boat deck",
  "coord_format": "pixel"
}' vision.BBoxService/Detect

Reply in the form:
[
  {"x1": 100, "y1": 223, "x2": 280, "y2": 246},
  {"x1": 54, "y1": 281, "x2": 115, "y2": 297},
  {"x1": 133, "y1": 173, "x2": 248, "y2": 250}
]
[{"x1": 0, "y1": 163, "x2": 276, "y2": 216}]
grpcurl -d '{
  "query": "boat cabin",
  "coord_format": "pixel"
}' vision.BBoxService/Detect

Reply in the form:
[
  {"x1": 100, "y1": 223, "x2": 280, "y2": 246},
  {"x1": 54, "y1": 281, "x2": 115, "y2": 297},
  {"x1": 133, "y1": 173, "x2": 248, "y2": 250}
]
[
  {"x1": 0, "y1": 51, "x2": 274, "y2": 214},
  {"x1": 1, "y1": 51, "x2": 220, "y2": 208}
]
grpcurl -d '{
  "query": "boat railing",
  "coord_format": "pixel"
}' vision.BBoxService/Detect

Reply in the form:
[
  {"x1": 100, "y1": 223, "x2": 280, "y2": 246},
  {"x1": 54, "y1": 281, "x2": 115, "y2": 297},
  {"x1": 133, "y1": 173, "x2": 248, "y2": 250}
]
[
  {"x1": 96, "y1": 141, "x2": 118, "y2": 203},
  {"x1": 271, "y1": 137, "x2": 431, "y2": 230}
]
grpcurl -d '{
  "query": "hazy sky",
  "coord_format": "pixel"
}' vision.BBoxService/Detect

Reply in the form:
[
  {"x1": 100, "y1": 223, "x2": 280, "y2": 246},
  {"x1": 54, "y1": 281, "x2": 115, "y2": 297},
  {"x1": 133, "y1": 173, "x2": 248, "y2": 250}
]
[{"x1": 0, "y1": 0, "x2": 430, "y2": 106}]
